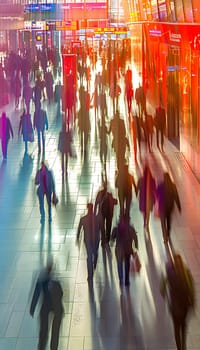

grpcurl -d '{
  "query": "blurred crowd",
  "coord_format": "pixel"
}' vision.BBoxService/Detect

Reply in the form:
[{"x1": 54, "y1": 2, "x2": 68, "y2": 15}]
[{"x1": 0, "y1": 42, "x2": 196, "y2": 350}]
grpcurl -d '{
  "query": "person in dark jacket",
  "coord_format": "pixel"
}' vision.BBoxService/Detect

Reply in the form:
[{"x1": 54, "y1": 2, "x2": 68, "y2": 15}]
[
  {"x1": 76, "y1": 203, "x2": 102, "y2": 281},
  {"x1": 156, "y1": 172, "x2": 181, "y2": 243},
  {"x1": 136, "y1": 164, "x2": 156, "y2": 236},
  {"x1": 58, "y1": 122, "x2": 73, "y2": 176},
  {"x1": 111, "y1": 215, "x2": 138, "y2": 286},
  {"x1": 33, "y1": 102, "x2": 48, "y2": 154},
  {"x1": 115, "y1": 164, "x2": 137, "y2": 218},
  {"x1": 160, "y1": 253, "x2": 195, "y2": 350},
  {"x1": 18, "y1": 109, "x2": 34, "y2": 154},
  {"x1": 30, "y1": 259, "x2": 64, "y2": 350},
  {"x1": 0, "y1": 111, "x2": 13, "y2": 160},
  {"x1": 35, "y1": 161, "x2": 56, "y2": 223},
  {"x1": 94, "y1": 181, "x2": 118, "y2": 246}
]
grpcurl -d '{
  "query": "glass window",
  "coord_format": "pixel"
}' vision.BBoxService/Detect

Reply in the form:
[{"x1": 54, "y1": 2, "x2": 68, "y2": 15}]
[
  {"x1": 183, "y1": 0, "x2": 194, "y2": 22},
  {"x1": 167, "y1": 0, "x2": 177, "y2": 22},
  {"x1": 158, "y1": 0, "x2": 167, "y2": 21},
  {"x1": 175, "y1": 0, "x2": 185, "y2": 22},
  {"x1": 150, "y1": 0, "x2": 159, "y2": 21},
  {"x1": 192, "y1": 0, "x2": 200, "y2": 22}
]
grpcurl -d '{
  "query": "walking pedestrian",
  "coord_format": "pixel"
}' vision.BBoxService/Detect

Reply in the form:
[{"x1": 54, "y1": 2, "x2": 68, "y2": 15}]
[
  {"x1": 156, "y1": 172, "x2": 181, "y2": 243},
  {"x1": 30, "y1": 259, "x2": 64, "y2": 350},
  {"x1": 0, "y1": 111, "x2": 14, "y2": 160},
  {"x1": 111, "y1": 215, "x2": 138, "y2": 286},
  {"x1": 76, "y1": 203, "x2": 102, "y2": 281},
  {"x1": 136, "y1": 164, "x2": 156, "y2": 236},
  {"x1": 33, "y1": 102, "x2": 48, "y2": 154},
  {"x1": 160, "y1": 253, "x2": 195, "y2": 350},
  {"x1": 94, "y1": 182, "x2": 118, "y2": 246},
  {"x1": 115, "y1": 164, "x2": 137, "y2": 218},
  {"x1": 35, "y1": 161, "x2": 56, "y2": 223},
  {"x1": 18, "y1": 109, "x2": 34, "y2": 154},
  {"x1": 58, "y1": 122, "x2": 73, "y2": 176}
]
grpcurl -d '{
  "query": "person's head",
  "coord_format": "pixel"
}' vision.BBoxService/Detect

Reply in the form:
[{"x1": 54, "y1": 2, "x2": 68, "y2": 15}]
[
  {"x1": 1, "y1": 112, "x2": 6, "y2": 119},
  {"x1": 164, "y1": 172, "x2": 172, "y2": 185},
  {"x1": 87, "y1": 202, "x2": 93, "y2": 213},
  {"x1": 143, "y1": 163, "x2": 151, "y2": 177},
  {"x1": 115, "y1": 110, "x2": 120, "y2": 118},
  {"x1": 41, "y1": 160, "x2": 48, "y2": 171},
  {"x1": 173, "y1": 253, "x2": 184, "y2": 272},
  {"x1": 124, "y1": 164, "x2": 129, "y2": 173}
]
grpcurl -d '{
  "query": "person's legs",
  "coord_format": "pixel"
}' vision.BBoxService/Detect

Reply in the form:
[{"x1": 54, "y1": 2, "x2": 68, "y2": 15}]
[
  {"x1": 86, "y1": 245, "x2": 94, "y2": 280},
  {"x1": 166, "y1": 211, "x2": 172, "y2": 239},
  {"x1": 172, "y1": 316, "x2": 182, "y2": 350},
  {"x1": 65, "y1": 154, "x2": 68, "y2": 174},
  {"x1": 125, "y1": 194, "x2": 132, "y2": 218},
  {"x1": 181, "y1": 317, "x2": 187, "y2": 350},
  {"x1": 50, "y1": 313, "x2": 63, "y2": 350},
  {"x1": 146, "y1": 210, "x2": 151, "y2": 233},
  {"x1": 101, "y1": 215, "x2": 106, "y2": 246},
  {"x1": 124, "y1": 256, "x2": 130, "y2": 286},
  {"x1": 38, "y1": 309, "x2": 49, "y2": 350},
  {"x1": 37, "y1": 129, "x2": 41, "y2": 152},
  {"x1": 156, "y1": 129, "x2": 159, "y2": 149},
  {"x1": 1, "y1": 138, "x2": 7, "y2": 159},
  {"x1": 24, "y1": 140, "x2": 28, "y2": 153},
  {"x1": 161, "y1": 130, "x2": 164, "y2": 151},
  {"x1": 116, "y1": 250, "x2": 123, "y2": 285},
  {"x1": 41, "y1": 131, "x2": 45, "y2": 154},
  {"x1": 61, "y1": 153, "x2": 64, "y2": 174},
  {"x1": 105, "y1": 215, "x2": 112, "y2": 243},
  {"x1": 161, "y1": 216, "x2": 168, "y2": 243},
  {"x1": 46, "y1": 193, "x2": 52, "y2": 222},
  {"x1": 38, "y1": 193, "x2": 45, "y2": 222},
  {"x1": 93, "y1": 242, "x2": 99, "y2": 270}
]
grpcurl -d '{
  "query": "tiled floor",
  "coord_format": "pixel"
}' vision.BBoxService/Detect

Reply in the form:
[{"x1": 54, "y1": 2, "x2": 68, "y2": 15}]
[{"x1": 0, "y1": 65, "x2": 200, "y2": 350}]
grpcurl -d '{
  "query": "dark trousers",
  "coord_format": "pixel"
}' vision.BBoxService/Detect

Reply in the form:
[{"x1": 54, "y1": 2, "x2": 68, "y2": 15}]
[
  {"x1": 119, "y1": 193, "x2": 132, "y2": 218},
  {"x1": 116, "y1": 249, "x2": 130, "y2": 285},
  {"x1": 50, "y1": 312, "x2": 63, "y2": 350},
  {"x1": 38, "y1": 307, "x2": 62, "y2": 350},
  {"x1": 61, "y1": 153, "x2": 68, "y2": 174},
  {"x1": 38, "y1": 192, "x2": 52, "y2": 221},
  {"x1": 101, "y1": 214, "x2": 112, "y2": 243},
  {"x1": 156, "y1": 128, "x2": 164, "y2": 150},
  {"x1": 1, "y1": 138, "x2": 8, "y2": 159},
  {"x1": 172, "y1": 311, "x2": 187, "y2": 350},
  {"x1": 38, "y1": 308, "x2": 49, "y2": 350},
  {"x1": 37, "y1": 129, "x2": 45, "y2": 153},
  {"x1": 161, "y1": 211, "x2": 172, "y2": 242},
  {"x1": 86, "y1": 243, "x2": 98, "y2": 279}
]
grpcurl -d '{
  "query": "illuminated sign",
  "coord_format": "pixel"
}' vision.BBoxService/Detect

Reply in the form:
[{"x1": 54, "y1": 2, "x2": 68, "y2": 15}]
[
  {"x1": 62, "y1": 2, "x2": 107, "y2": 11},
  {"x1": 24, "y1": 21, "x2": 45, "y2": 30},
  {"x1": 24, "y1": 4, "x2": 56, "y2": 13},
  {"x1": 63, "y1": 2, "x2": 107, "y2": 20},
  {"x1": 149, "y1": 29, "x2": 162, "y2": 37},
  {"x1": 94, "y1": 27, "x2": 127, "y2": 34},
  {"x1": 169, "y1": 31, "x2": 181, "y2": 43},
  {"x1": 56, "y1": 20, "x2": 77, "y2": 31}
]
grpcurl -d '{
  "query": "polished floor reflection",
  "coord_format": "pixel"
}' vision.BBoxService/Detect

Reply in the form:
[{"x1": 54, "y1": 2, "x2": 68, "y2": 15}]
[{"x1": 0, "y1": 64, "x2": 199, "y2": 350}]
